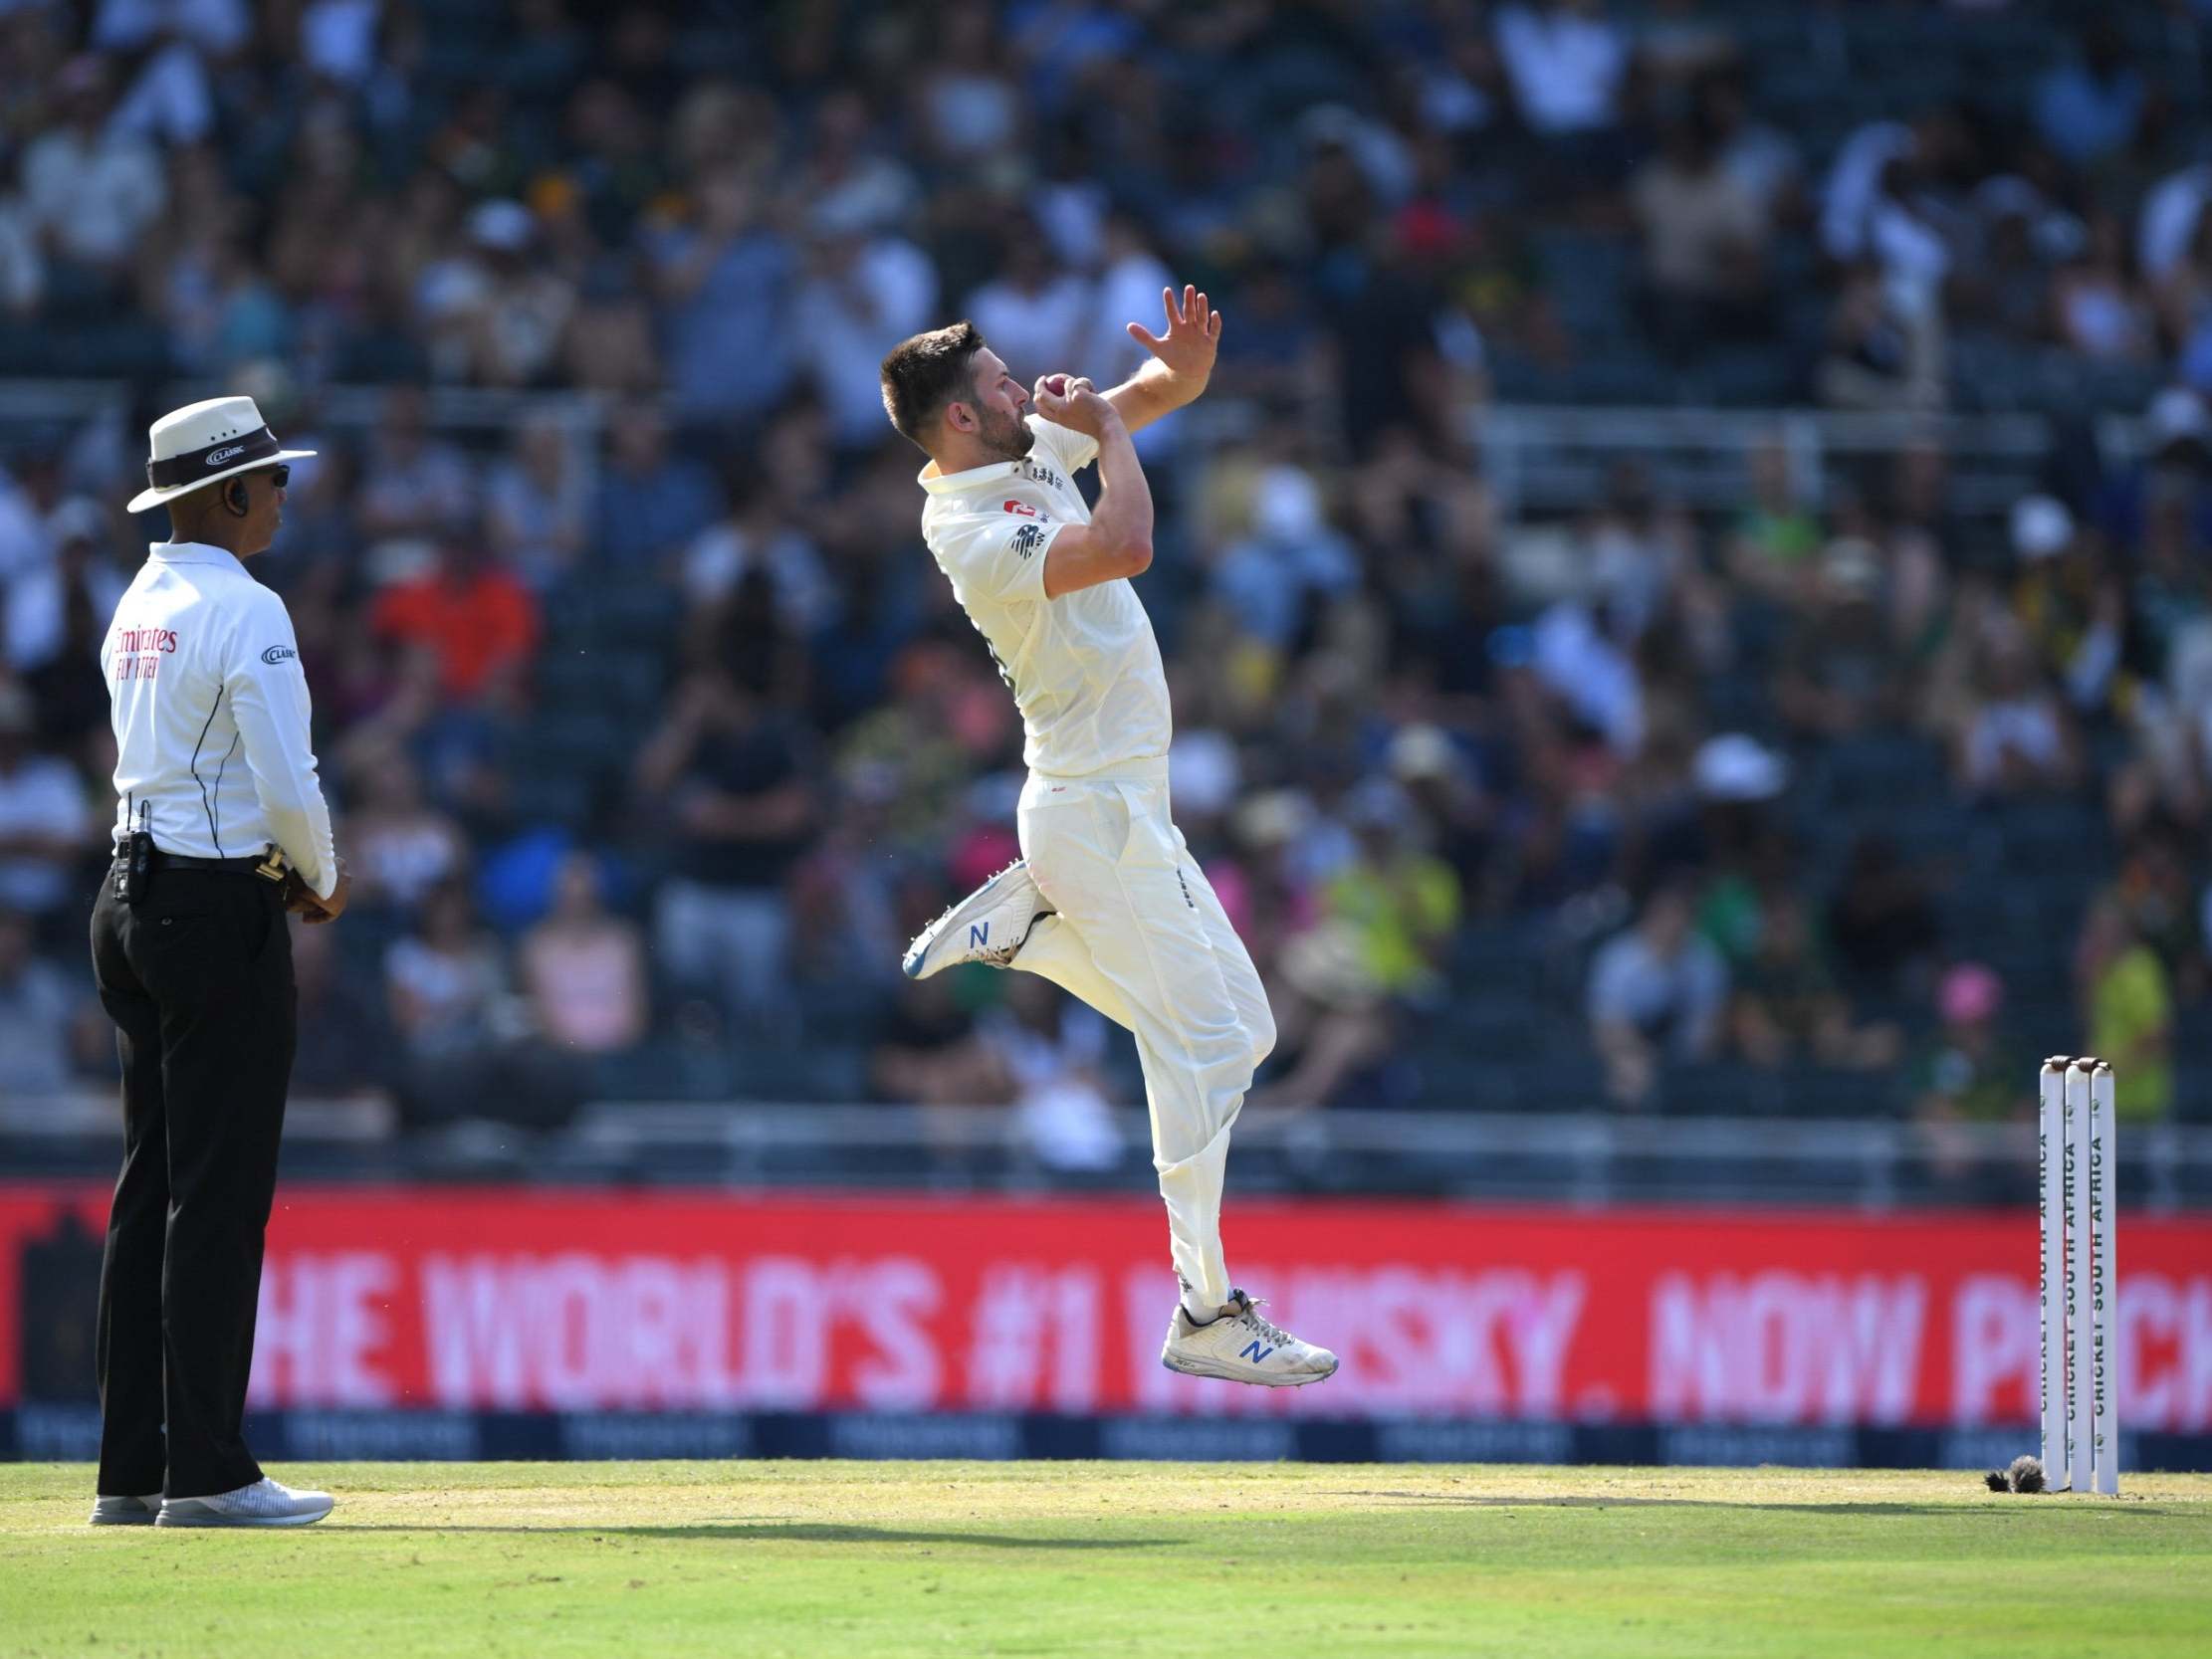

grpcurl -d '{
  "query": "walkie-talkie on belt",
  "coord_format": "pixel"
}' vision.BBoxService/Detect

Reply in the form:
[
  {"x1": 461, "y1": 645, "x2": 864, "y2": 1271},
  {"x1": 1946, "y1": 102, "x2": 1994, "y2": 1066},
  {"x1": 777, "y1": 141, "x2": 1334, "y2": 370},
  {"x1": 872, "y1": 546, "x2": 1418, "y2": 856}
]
[{"x1": 117, "y1": 798, "x2": 152, "y2": 905}]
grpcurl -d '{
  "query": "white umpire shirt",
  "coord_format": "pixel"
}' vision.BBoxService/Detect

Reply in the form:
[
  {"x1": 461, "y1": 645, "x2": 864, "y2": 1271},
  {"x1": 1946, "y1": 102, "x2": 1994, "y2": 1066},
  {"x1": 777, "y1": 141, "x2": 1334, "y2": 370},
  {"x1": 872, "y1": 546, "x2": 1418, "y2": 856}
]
[
  {"x1": 919, "y1": 415, "x2": 1173, "y2": 777},
  {"x1": 101, "y1": 541, "x2": 337, "y2": 899}
]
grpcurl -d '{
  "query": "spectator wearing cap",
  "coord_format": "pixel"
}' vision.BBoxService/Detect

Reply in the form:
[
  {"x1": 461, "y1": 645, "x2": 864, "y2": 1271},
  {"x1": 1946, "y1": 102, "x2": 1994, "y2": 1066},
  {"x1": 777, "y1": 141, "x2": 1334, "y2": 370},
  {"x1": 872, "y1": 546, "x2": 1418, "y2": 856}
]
[
  {"x1": 2010, "y1": 495, "x2": 2127, "y2": 717},
  {"x1": 420, "y1": 200, "x2": 575, "y2": 388}
]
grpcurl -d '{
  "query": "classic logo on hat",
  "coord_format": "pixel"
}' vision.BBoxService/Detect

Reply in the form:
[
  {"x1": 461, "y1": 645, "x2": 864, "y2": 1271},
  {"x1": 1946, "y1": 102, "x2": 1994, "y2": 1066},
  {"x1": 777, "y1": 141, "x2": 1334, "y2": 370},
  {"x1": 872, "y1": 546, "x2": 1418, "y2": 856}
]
[{"x1": 125, "y1": 395, "x2": 317, "y2": 515}]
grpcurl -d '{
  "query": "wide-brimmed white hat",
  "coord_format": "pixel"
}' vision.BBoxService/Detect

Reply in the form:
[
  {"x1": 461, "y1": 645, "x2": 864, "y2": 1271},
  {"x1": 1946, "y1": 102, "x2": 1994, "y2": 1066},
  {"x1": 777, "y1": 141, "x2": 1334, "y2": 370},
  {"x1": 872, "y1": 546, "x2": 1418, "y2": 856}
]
[{"x1": 125, "y1": 395, "x2": 316, "y2": 514}]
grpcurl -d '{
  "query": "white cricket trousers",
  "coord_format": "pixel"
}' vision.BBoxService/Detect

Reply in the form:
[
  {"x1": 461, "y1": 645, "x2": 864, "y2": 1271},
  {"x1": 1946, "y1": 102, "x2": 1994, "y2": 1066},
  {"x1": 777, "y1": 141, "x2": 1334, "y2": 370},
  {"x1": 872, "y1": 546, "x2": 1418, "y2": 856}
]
[{"x1": 1010, "y1": 760, "x2": 1275, "y2": 1311}]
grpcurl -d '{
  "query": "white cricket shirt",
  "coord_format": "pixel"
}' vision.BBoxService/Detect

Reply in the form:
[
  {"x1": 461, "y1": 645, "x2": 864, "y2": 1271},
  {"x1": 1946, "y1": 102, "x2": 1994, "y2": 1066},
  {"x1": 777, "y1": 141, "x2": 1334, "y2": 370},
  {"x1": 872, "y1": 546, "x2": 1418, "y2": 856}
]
[
  {"x1": 101, "y1": 541, "x2": 337, "y2": 898},
  {"x1": 919, "y1": 416, "x2": 1172, "y2": 777}
]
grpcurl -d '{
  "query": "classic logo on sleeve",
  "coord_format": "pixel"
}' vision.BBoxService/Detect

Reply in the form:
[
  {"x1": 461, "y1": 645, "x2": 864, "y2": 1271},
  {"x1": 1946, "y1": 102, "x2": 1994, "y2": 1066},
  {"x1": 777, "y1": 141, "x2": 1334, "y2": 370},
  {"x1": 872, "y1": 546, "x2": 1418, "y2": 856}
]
[
  {"x1": 261, "y1": 644, "x2": 299, "y2": 665},
  {"x1": 1010, "y1": 522, "x2": 1046, "y2": 558}
]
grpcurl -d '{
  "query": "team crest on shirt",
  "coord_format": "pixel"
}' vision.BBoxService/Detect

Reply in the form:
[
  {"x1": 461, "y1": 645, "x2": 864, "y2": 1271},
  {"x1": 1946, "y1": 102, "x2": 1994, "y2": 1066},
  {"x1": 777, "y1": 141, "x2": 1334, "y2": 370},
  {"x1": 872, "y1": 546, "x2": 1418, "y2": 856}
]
[{"x1": 1002, "y1": 500, "x2": 1037, "y2": 517}]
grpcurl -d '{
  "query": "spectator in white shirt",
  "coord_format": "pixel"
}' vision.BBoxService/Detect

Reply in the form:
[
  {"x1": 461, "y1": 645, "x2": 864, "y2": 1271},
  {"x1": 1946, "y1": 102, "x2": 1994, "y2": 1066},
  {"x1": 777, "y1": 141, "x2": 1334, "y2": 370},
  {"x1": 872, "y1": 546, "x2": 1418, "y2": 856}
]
[
  {"x1": 20, "y1": 57, "x2": 167, "y2": 277},
  {"x1": 5, "y1": 498, "x2": 128, "y2": 675},
  {"x1": 981, "y1": 974, "x2": 1124, "y2": 1174},
  {"x1": 964, "y1": 225, "x2": 1089, "y2": 383},
  {"x1": 1494, "y1": 0, "x2": 1627, "y2": 135},
  {"x1": 680, "y1": 467, "x2": 835, "y2": 637},
  {"x1": 792, "y1": 209, "x2": 939, "y2": 453},
  {"x1": 1588, "y1": 883, "x2": 1729, "y2": 1107},
  {"x1": 1085, "y1": 211, "x2": 1180, "y2": 455}
]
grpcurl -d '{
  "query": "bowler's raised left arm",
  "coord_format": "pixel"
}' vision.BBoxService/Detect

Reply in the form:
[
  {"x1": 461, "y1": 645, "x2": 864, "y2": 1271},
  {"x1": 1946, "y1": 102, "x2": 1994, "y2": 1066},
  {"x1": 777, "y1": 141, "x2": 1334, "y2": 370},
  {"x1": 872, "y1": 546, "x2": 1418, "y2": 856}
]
[{"x1": 1104, "y1": 284, "x2": 1222, "y2": 435}]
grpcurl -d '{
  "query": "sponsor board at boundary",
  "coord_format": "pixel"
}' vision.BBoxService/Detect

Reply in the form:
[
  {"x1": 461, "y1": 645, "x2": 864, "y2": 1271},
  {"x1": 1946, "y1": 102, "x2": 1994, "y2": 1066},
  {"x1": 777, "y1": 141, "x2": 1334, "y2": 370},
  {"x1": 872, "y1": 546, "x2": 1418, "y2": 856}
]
[{"x1": 3, "y1": 1186, "x2": 2209, "y2": 1443}]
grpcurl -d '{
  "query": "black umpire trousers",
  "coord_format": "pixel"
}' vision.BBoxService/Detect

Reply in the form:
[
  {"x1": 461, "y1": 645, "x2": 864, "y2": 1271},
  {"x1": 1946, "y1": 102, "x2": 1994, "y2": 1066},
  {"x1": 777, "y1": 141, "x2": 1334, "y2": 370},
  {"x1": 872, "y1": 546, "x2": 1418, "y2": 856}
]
[{"x1": 89, "y1": 864, "x2": 296, "y2": 1499}]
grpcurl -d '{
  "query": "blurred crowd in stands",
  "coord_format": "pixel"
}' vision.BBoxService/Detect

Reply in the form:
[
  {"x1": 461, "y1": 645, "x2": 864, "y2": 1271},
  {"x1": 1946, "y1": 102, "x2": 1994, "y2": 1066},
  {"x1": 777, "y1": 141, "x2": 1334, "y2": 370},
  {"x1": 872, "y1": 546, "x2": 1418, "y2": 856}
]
[{"x1": 5, "y1": 1, "x2": 2212, "y2": 1177}]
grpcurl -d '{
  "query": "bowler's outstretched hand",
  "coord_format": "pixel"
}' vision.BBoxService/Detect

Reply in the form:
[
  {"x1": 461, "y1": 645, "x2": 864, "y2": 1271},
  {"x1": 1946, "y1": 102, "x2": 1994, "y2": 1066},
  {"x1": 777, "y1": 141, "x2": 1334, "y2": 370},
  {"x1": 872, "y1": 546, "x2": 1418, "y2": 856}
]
[{"x1": 1127, "y1": 284, "x2": 1221, "y2": 383}]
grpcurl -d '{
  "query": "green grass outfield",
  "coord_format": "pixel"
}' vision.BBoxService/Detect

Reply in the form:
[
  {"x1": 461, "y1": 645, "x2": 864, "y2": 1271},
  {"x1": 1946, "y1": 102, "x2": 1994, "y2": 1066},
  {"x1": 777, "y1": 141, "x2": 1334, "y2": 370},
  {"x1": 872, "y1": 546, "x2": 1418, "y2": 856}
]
[{"x1": 4, "y1": 1461, "x2": 2210, "y2": 1657}]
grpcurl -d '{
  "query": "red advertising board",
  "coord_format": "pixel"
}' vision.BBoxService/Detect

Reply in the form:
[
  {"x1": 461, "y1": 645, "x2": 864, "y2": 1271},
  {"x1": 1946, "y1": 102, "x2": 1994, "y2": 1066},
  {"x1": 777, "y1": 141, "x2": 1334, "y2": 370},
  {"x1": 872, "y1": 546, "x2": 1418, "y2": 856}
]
[{"x1": 3, "y1": 1185, "x2": 2209, "y2": 1428}]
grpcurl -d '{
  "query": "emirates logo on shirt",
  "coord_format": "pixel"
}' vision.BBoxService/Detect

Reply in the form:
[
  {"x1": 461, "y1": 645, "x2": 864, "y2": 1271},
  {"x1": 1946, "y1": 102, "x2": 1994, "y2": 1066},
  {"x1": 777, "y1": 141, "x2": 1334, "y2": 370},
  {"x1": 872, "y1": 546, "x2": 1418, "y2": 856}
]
[{"x1": 1002, "y1": 501, "x2": 1037, "y2": 517}]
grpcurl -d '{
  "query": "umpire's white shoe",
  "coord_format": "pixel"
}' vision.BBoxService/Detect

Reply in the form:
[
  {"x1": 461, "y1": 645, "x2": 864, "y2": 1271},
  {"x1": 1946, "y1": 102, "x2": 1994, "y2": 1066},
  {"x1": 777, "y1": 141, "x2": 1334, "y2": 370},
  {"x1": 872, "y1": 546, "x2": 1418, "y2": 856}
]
[
  {"x1": 1161, "y1": 1290, "x2": 1339, "y2": 1386},
  {"x1": 89, "y1": 1492, "x2": 163, "y2": 1526},
  {"x1": 156, "y1": 1478, "x2": 333, "y2": 1528},
  {"x1": 902, "y1": 860, "x2": 1052, "y2": 979}
]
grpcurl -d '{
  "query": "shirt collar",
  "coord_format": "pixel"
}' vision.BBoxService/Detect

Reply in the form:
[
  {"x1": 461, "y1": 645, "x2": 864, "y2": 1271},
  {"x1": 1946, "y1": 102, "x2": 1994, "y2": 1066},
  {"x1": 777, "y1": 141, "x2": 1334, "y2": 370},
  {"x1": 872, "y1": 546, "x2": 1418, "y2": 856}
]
[
  {"x1": 147, "y1": 540, "x2": 246, "y2": 572},
  {"x1": 918, "y1": 457, "x2": 1020, "y2": 496}
]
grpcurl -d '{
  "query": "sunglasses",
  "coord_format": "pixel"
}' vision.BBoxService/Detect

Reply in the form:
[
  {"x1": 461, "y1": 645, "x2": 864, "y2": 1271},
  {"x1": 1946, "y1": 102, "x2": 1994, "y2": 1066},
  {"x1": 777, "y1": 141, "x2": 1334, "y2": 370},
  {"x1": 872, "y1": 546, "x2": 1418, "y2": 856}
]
[{"x1": 263, "y1": 464, "x2": 291, "y2": 490}]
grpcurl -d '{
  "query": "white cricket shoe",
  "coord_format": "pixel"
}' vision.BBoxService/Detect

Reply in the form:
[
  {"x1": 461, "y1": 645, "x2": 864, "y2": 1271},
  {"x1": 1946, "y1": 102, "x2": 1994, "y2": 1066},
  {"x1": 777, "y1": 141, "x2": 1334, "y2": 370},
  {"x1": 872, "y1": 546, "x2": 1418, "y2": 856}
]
[
  {"x1": 902, "y1": 860, "x2": 1052, "y2": 979},
  {"x1": 89, "y1": 1492, "x2": 163, "y2": 1526},
  {"x1": 1161, "y1": 1290, "x2": 1339, "y2": 1387},
  {"x1": 156, "y1": 1477, "x2": 334, "y2": 1529}
]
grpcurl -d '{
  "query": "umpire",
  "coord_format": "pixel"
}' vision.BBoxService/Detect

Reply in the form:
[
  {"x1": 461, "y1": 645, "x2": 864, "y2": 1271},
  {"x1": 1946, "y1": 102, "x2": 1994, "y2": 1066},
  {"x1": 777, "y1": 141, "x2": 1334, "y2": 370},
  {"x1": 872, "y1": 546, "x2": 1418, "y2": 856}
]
[{"x1": 88, "y1": 396, "x2": 349, "y2": 1529}]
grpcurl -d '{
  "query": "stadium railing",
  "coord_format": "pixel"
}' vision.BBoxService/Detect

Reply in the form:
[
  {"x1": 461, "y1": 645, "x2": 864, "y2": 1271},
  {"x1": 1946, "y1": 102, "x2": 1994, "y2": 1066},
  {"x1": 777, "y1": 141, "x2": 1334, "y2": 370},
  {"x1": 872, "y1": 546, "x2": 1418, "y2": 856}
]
[{"x1": 6, "y1": 1094, "x2": 2210, "y2": 1210}]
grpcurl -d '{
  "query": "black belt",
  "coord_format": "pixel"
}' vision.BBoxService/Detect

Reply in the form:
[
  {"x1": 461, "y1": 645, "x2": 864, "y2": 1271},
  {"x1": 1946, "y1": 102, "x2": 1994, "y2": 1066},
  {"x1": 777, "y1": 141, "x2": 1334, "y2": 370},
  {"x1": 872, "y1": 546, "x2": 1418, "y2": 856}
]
[{"x1": 113, "y1": 849, "x2": 284, "y2": 879}]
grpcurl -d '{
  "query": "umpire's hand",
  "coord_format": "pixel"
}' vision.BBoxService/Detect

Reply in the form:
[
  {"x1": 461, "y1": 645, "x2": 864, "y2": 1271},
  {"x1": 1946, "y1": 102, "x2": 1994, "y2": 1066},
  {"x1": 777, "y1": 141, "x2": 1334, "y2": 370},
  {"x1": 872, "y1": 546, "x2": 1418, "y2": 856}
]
[{"x1": 284, "y1": 858, "x2": 351, "y2": 925}]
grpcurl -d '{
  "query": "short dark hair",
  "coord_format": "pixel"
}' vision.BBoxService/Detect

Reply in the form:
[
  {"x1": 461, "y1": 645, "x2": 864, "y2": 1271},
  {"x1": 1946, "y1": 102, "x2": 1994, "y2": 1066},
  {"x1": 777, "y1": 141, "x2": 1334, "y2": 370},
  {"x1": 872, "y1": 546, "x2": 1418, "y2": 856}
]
[{"x1": 880, "y1": 320, "x2": 987, "y2": 446}]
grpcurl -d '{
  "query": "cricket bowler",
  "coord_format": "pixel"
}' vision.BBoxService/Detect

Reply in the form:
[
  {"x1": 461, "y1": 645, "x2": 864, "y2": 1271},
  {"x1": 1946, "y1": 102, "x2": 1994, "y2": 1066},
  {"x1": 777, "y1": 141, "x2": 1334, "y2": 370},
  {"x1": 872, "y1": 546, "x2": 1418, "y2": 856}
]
[{"x1": 880, "y1": 287, "x2": 1336, "y2": 1387}]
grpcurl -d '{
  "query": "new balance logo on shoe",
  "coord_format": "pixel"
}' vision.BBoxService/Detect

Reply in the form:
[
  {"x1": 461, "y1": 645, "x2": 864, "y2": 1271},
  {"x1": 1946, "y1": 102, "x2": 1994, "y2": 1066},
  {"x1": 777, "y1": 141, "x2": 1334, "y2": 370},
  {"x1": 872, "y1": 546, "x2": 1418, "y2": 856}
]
[
  {"x1": 970, "y1": 922, "x2": 989, "y2": 948},
  {"x1": 1161, "y1": 1291, "x2": 1337, "y2": 1387}
]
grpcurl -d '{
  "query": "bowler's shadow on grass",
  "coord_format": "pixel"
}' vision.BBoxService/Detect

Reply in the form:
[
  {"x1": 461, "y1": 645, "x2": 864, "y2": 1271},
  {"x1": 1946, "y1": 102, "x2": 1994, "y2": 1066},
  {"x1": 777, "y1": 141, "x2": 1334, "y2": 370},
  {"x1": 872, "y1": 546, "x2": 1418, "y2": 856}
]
[
  {"x1": 330, "y1": 1523, "x2": 1174, "y2": 1550},
  {"x1": 1338, "y1": 1491, "x2": 2175, "y2": 1517}
]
